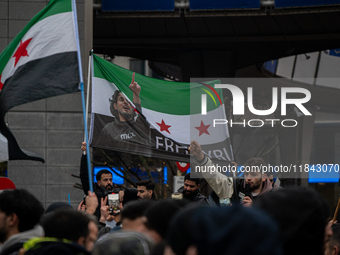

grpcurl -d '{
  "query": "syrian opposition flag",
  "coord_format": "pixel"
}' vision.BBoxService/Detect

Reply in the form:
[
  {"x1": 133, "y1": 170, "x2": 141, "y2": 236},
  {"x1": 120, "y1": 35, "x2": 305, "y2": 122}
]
[
  {"x1": 90, "y1": 54, "x2": 233, "y2": 162},
  {"x1": 0, "y1": 0, "x2": 81, "y2": 162}
]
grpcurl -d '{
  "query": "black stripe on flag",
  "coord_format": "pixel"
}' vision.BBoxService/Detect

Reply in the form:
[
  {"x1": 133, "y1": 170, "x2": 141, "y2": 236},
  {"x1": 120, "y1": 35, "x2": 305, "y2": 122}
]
[
  {"x1": 0, "y1": 51, "x2": 80, "y2": 162},
  {"x1": 0, "y1": 51, "x2": 80, "y2": 116}
]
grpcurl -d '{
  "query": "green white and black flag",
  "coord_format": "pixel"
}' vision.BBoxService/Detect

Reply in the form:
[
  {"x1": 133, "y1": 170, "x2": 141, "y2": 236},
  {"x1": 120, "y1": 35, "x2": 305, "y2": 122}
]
[
  {"x1": 0, "y1": 0, "x2": 81, "y2": 162},
  {"x1": 90, "y1": 54, "x2": 234, "y2": 163}
]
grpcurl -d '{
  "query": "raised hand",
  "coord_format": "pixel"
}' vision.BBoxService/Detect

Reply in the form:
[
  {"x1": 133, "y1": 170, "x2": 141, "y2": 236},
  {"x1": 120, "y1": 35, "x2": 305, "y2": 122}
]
[
  {"x1": 129, "y1": 72, "x2": 141, "y2": 96},
  {"x1": 189, "y1": 140, "x2": 205, "y2": 162}
]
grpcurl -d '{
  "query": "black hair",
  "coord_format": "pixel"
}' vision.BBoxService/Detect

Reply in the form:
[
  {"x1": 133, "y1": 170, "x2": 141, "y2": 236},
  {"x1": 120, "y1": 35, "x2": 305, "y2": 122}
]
[
  {"x1": 184, "y1": 173, "x2": 200, "y2": 186},
  {"x1": 256, "y1": 187, "x2": 330, "y2": 255},
  {"x1": 144, "y1": 199, "x2": 188, "y2": 239},
  {"x1": 0, "y1": 189, "x2": 44, "y2": 232},
  {"x1": 96, "y1": 169, "x2": 112, "y2": 182},
  {"x1": 243, "y1": 157, "x2": 267, "y2": 174},
  {"x1": 136, "y1": 179, "x2": 155, "y2": 191},
  {"x1": 109, "y1": 90, "x2": 137, "y2": 119},
  {"x1": 41, "y1": 210, "x2": 96, "y2": 242},
  {"x1": 109, "y1": 90, "x2": 121, "y2": 118},
  {"x1": 121, "y1": 200, "x2": 156, "y2": 220},
  {"x1": 243, "y1": 157, "x2": 266, "y2": 167}
]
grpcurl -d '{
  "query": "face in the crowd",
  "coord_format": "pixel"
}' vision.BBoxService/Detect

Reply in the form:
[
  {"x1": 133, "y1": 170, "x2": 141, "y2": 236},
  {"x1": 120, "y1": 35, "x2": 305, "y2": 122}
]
[
  {"x1": 324, "y1": 220, "x2": 334, "y2": 254},
  {"x1": 97, "y1": 173, "x2": 113, "y2": 190},
  {"x1": 137, "y1": 186, "x2": 152, "y2": 200},
  {"x1": 183, "y1": 180, "x2": 199, "y2": 197},
  {"x1": 244, "y1": 171, "x2": 265, "y2": 192},
  {"x1": 82, "y1": 221, "x2": 98, "y2": 252},
  {"x1": 114, "y1": 93, "x2": 134, "y2": 121},
  {"x1": 0, "y1": 210, "x2": 9, "y2": 243}
]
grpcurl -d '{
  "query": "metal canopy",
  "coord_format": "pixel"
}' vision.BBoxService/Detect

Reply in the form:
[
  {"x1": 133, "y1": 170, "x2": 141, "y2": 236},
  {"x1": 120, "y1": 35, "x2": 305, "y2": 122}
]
[{"x1": 93, "y1": 5, "x2": 340, "y2": 69}]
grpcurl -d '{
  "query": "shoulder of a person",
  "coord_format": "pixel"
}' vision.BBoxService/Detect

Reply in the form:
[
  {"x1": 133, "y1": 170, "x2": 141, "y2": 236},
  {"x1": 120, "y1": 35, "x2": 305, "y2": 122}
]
[{"x1": 0, "y1": 242, "x2": 24, "y2": 255}]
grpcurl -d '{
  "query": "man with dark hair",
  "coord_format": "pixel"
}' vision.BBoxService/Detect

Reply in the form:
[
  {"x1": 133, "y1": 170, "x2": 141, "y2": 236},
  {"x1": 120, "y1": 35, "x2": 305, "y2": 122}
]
[
  {"x1": 121, "y1": 200, "x2": 155, "y2": 232},
  {"x1": 165, "y1": 203, "x2": 282, "y2": 255},
  {"x1": 256, "y1": 187, "x2": 332, "y2": 255},
  {"x1": 80, "y1": 143, "x2": 139, "y2": 221},
  {"x1": 189, "y1": 140, "x2": 272, "y2": 207},
  {"x1": 136, "y1": 180, "x2": 156, "y2": 200},
  {"x1": 241, "y1": 157, "x2": 272, "y2": 207},
  {"x1": 95, "y1": 170, "x2": 113, "y2": 191},
  {"x1": 94, "y1": 73, "x2": 151, "y2": 153},
  {"x1": 79, "y1": 149, "x2": 115, "y2": 220},
  {"x1": 178, "y1": 173, "x2": 207, "y2": 204},
  {"x1": 143, "y1": 199, "x2": 187, "y2": 244},
  {"x1": 0, "y1": 189, "x2": 44, "y2": 255},
  {"x1": 42, "y1": 210, "x2": 98, "y2": 252},
  {"x1": 24, "y1": 210, "x2": 98, "y2": 255}
]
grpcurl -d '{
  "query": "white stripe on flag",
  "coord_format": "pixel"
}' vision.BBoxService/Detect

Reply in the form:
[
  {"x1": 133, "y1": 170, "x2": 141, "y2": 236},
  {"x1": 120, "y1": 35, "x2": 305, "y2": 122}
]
[
  {"x1": 144, "y1": 107, "x2": 229, "y2": 145},
  {"x1": 92, "y1": 77, "x2": 230, "y2": 146},
  {"x1": 1, "y1": 12, "x2": 76, "y2": 85},
  {"x1": 92, "y1": 77, "x2": 118, "y2": 116}
]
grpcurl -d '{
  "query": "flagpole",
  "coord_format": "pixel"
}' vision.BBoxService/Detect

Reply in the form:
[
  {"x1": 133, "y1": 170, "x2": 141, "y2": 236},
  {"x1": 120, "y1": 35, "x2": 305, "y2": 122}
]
[
  {"x1": 82, "y1": 50, "x2": 92, "y2": 156},
  {"x1": 84, "y1": 51, "x2": 92, "y2": 143},
  {"x1": 72, "y1": 0, "x2": 93, "y2": 192}
]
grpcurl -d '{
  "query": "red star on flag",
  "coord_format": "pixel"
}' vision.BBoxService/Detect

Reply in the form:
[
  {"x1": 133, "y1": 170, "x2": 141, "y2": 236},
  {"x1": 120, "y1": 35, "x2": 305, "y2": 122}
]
[
  {"x1": 195, "y1": 121, "x2": 210, "y2": 136},
  {"x1": 12, "y1": 38, "x2": 33, "y2": 67},
  {"x1": 0, "y1": 74, "x2": 3, "y2": 91},
  {"x1": 156, "y1": 119, "x2": 171, "y2": 134}
]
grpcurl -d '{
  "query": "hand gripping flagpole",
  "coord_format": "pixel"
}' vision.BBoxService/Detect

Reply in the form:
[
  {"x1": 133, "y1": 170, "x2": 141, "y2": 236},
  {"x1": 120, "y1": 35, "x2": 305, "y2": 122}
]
[{"x1": 72, "y1": 0, "x2": 93, "y2": 192}]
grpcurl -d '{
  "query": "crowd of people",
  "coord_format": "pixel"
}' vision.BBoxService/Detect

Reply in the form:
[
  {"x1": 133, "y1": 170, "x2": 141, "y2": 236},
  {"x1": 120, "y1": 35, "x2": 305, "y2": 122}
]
[{"x1": 0, "y1": 140, "x2": 337, "y2": 255}]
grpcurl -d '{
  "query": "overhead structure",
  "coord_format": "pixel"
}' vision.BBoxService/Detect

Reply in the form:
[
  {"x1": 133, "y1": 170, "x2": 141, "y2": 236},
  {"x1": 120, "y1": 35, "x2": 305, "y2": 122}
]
[{"x1": 93, "y1": 0, "x2": 340, "y2": 80}]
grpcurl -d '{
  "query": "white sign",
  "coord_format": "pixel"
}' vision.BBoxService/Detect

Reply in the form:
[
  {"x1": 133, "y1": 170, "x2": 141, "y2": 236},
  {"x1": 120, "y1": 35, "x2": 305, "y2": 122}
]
[{"x1": 173, "y1": 176, "x2": 185, "y2": 193}]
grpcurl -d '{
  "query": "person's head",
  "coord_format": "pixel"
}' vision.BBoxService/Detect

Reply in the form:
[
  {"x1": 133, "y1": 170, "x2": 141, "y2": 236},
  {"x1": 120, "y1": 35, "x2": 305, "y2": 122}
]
[
  {"x1": 183, "y1": 174, "x2": 200, "y2": 199},
  {"x1": 44, "y1": 202, "x2": 73, "y2": 214},
  {"x1": 121, "y1": 200, "x2": 156, "y2": 232},
  {"x1": 256, "y1": 187, "x2": 332, "y2": 255},
  {"x1": 143, "y1": 199, "x2": 187, "y2": 243},
  {"x1": 243, "y1": 157, "x2": 267, "y2": 192},
  {"x1": 109, "y1": 90, "x2": 136, "y2": 122},
  {"x1": 41, "y1": 210, "x2": 98, "y2": 252},
  {"x1": 96, "y1": 170, "x2": 113, "y2": 190},
  {"x1": 165, "y1": 205, "x2": 282, "y2": 255},
  {"x1": 136, "y1": 180, "x2": 155, "y2": 200},
  {"x1": 93, "y1": 231, "x2": 155, "y2": 255},
  {"x1": 325, "y1": 223, "x2": 340, "y2": 255},
  {"x1": 0, "y1": 189, "x2": 44, "y2": 243}
]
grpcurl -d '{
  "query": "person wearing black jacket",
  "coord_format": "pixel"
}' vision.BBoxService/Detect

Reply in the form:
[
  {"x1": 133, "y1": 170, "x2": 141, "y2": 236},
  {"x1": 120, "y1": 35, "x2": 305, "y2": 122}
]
[
  {"x1": 177, "y1": 173, "x2": 207, "y2": 205},
  {"x1": 79, "y1": 145, "x2": 138, "y2": 220}
]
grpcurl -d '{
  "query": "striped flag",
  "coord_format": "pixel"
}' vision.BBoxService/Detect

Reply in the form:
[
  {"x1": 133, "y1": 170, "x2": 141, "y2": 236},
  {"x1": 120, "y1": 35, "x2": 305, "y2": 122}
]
[
  {"x1": 90, "y1": 54, "x2": 233, "y2": 162},
  {"x1": 0, "y1": 0, "x2": 81, "y2": 162}
]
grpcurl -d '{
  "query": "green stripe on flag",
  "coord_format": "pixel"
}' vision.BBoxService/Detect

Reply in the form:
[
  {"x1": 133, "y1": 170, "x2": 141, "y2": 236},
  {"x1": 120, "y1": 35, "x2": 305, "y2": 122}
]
[
  {"x1": 0, "y1": 0, "x2": 72, "y2": 74},
  {"x1": 93, "y1": 54, "x2": 223, "y2": 115}
]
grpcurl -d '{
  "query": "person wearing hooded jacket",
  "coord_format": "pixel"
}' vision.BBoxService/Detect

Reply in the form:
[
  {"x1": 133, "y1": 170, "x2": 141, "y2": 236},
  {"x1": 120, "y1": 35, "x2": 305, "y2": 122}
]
[
  {"x1": 189, "y1": 140, "x2": 272, "y2": 207},
  {"x1": 0, "y1": 189, "x2": 44, "y2": 255}
]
